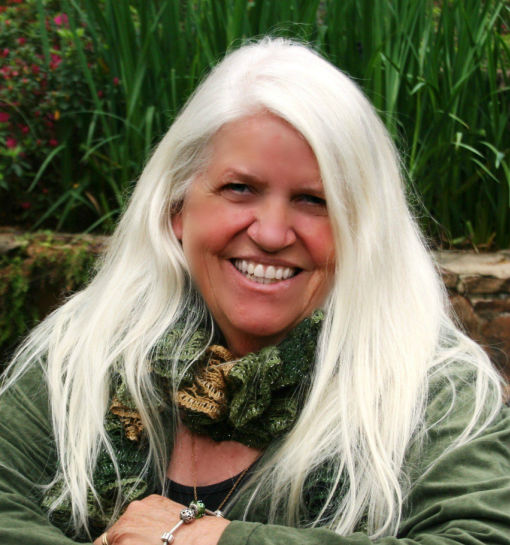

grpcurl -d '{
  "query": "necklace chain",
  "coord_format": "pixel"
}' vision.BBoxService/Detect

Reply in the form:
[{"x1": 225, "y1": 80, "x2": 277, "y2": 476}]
[{"x1": 190, "y1": 434, "x2": 251, "y2": 515}]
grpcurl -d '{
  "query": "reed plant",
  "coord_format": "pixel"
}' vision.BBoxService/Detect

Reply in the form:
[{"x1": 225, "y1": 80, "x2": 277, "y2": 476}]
[
  {"x1": 322, "y1": 0, "x2": 510, "y2": 247},
  {"x1": 30, "y1": 0, "x2": 509, "y2": 247}
]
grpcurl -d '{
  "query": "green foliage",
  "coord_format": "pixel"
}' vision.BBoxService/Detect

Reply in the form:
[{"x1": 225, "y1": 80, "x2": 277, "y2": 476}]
[
  {"x1": 321, "y1": 0, "x2": 510, "y2": 248},
  {"x1": 52, "y1": 0, "x2": 322, "y2": 232},
  {"x1": 1, "y1": 0, "x2": 509, "y2": 248},
  {"x1": 0, "y1": 231, "x2": 101, "y2": 362},
  {"x1": 0, "y1": 0, "x2": 103, "y2": 230}
]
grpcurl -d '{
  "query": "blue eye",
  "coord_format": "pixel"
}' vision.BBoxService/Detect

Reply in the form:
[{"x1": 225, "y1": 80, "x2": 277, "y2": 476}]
[
  {"x1": 220, "y1": 182, "x2": 255, "y2": 199},
  {"x1": 224, "y1": 182, "x2": 251, "y2": 193},
  {"x1": 298, "y1": 194, "x2": 327, "y2": 207}
]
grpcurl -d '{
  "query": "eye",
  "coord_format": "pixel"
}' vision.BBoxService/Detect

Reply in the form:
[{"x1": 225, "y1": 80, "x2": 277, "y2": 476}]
[
  {"x1": 219, "y1": 182, "x2": 255, "y2": 200},
  {"x1": 222, "y1": 182, "x2": 252, "y2": 194},
  {"x1": 296, "y1": 194, "x2": 327, "y2": 207}
]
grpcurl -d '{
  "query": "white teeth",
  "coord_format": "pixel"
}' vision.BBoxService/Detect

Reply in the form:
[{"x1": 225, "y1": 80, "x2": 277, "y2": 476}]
[
  {"x1": 253, "y1": 264, "x2": 264, "y2": 278},
  {"x1": 233, "y1": 260, "x2": 297, "y2": 283}
]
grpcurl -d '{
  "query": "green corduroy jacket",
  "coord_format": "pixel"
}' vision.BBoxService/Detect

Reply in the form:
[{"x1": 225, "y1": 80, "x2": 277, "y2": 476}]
[{"x1": 1, "y1": 363, "x2": 510, "y2": 545}]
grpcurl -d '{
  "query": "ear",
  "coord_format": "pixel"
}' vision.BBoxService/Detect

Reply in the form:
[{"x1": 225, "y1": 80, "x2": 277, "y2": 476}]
[{"x1": 171, "y1": 211, "x2": 183, "y2": 241}]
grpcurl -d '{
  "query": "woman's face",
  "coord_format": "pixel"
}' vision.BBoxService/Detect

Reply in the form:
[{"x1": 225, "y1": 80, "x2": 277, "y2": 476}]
[{"x1": 172, "y1": 113, "x2": 335, "y2": 356}]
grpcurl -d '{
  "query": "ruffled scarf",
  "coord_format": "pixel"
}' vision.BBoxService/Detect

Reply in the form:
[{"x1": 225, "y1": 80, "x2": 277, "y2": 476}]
[{"x1": 42, "y1": 310, "x2": 324, "y2": 535}]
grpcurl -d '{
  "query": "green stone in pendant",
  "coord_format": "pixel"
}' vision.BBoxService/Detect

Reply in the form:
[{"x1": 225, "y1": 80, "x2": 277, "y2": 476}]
[{"x1": 190, "y1": 500, "x2": 206, "y2": 518}]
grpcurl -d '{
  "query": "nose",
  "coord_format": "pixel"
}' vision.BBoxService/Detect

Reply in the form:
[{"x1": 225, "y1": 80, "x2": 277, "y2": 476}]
[{"x1": 246, "y1": 201, "x2": 296, "y2": 252}]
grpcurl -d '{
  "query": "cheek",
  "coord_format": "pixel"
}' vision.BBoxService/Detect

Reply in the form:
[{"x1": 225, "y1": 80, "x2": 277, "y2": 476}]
[
  {"x1": 180, "y1": 210, "x2": 244, "y2": 264},
  {"x1": 303, "y1": 220, "x2": 336, "y2": 269}
]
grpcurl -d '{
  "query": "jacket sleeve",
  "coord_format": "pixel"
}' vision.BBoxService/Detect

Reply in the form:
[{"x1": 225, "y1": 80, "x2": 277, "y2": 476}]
[
  {"x1": 219, "y1": 369, "x2": 510, "y2": 545},
  {"x1": 0, "y1": 365, "x2": 92, "y2": 544}
]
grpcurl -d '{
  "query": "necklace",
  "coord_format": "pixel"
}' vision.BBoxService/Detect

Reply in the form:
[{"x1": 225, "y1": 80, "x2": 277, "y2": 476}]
[{"x1": 190, "y1": 434, "x2": 252, "y2": 517}]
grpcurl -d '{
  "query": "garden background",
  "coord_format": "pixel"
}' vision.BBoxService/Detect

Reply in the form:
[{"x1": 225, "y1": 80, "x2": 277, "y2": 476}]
[{"x1": 0, "y1": 0, "x2": 509, "y2": 366}]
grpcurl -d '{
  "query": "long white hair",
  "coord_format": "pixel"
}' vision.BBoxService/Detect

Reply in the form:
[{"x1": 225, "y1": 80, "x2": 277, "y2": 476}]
[{"x1": 1, "y1": 38, "x2": 502, "y2": 538}]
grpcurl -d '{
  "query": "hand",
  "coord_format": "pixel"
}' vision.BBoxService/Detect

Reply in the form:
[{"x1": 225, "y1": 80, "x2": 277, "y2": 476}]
[{"x1": 93, "y1": 495, "x2": 230, "y2": 545}]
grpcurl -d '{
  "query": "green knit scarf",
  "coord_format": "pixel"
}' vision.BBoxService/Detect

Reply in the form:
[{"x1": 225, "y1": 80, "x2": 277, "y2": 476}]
[{"x1": 41, "y1": 310, "x2": 324, "y2": 537}]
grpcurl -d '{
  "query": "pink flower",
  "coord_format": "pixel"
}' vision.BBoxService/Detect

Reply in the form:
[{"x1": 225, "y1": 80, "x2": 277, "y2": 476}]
[
  {"x1": 20, "y1": 125, "x2": 29, "y2": 134},
  {"x1": 113, "y1": 77, "x2": 120, "y2": 86},
  {"x1": 50, "y1": 53, "x2": 62, "y2": 70},
  {"x1": 1, "y1": 49, "x2": 9, "y2": 58},
  {"x1": 49, "y1": 138, "x2": 58, "y2": 147},
  {"x1": 53, "y1": 13, "x2": 69, "y2": 26},
  {"x1": 97, "y1": 90, "x2": 104, "y2": 98},
  {"x1": 0, "y1": 112, "x2": 10, "y2": 123},
  {"x1": 17, "y1": 37, "x2": 26, "y2": 46},
  {"x1": 20, "y1": 202, "x2": 31, "y2": 210},
  {"x1": 31, "y1": 64, "x2": 40, "y2": 75},
  {"x1": 6, "y1": 137, "x2": 17, "y2": 149}
]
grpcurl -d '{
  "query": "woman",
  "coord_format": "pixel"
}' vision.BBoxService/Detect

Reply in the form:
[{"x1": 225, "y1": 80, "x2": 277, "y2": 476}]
[{"x1": 1, "y1": 38, "x2": 509, "y2": 545}]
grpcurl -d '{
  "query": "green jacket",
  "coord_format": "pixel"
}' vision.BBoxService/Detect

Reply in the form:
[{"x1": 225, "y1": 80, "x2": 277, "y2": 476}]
[{"x1": 1, "y1": 363, "x2": 510, "y2": 544}]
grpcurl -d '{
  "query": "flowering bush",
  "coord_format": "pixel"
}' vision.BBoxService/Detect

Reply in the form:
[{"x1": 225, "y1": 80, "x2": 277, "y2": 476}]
[{"x1": 0, "y1": 0, "x2": 99, "y2": 228}]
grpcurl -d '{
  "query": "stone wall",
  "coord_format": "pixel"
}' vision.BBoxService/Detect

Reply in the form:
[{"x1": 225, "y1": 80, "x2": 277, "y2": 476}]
[
  {"x1": 1, "y1": 229, "x2": 509, "y2": 379},
  {"x1": 435, "y1": 251, "x2": 510, "y2": 380}
]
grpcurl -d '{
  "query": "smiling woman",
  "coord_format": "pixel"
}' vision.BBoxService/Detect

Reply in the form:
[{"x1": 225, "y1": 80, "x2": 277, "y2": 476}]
[
  {"x1": 1, "y1": 38, "x2": 510, "y2": 545},
  {"x1": 172, "y1": 113, "x2": 335, "y2": 356}
]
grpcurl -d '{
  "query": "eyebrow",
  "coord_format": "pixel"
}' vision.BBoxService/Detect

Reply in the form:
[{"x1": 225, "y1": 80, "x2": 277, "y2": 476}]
[{"x1": 221, "y1": 168, "x2": 263, "y2": 184}]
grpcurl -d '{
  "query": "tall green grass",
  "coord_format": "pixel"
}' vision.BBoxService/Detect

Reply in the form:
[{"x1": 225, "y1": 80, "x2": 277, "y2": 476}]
[
  {"x1": 36, "y1": 0, "x2": 509, "y2": 247},
  {"x1": 322, "y1": 0, "x2": 510, "y2": 247}
]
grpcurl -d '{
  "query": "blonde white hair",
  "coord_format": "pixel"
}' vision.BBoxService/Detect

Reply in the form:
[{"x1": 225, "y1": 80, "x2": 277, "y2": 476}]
[{"x1": 1, "y1": 38, "x2": 502, "y2": 538}]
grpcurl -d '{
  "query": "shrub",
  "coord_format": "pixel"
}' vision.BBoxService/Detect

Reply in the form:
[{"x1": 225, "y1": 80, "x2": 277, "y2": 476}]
[
  {"x1": 0, "y1": 229, "x2": 103, "y2": 365},
  {"x1": 0, "y1": 0, "x2": 102, "y2": 230}
]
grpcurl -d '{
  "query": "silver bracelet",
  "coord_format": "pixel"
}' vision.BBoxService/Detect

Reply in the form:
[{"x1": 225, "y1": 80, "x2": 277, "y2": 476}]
[{"x1": 161, "y1": 501, "x2": 205, "y2": 544}]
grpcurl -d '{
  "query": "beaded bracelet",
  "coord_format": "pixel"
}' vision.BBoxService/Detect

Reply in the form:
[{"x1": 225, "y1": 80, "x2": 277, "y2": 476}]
[{"x1": 161, "y1": 501, "x2": 205, "y2": 544}]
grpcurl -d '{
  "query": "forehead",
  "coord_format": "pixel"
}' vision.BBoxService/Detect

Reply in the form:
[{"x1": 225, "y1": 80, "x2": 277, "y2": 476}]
[{"x1": 205, "y1": 113, "x2": 322, "y2": 189}]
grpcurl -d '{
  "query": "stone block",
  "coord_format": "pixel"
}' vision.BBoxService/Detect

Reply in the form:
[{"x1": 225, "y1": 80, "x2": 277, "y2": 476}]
[
  {"x1": 459, "y1": 275, "x2": 508, "y2": 294},
  {"x1": 473, "y1": 298, "x2": 510, "y2": 320},
  {"x1": 434, "y1": 250, "x2": 510, "y2": 279},
  {"x1": 481, "y1": 316, "x2": 510, "y2": 376},
  {"x1": 440, "y1": 269, "x2": 458, "y2": 289},
  {"x1": 449, "y1": 293, "x2": 483, "y2": 339}
]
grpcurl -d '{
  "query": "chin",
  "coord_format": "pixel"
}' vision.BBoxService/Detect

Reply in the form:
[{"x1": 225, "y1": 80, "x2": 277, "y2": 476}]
[{"x1": 229, "y1": 316, "x2": 298, "y2": 345}]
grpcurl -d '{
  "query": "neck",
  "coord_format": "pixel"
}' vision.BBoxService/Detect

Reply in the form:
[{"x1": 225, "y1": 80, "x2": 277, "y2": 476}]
[
  {"x1": 167, "y1": 425, "x2": 263, "y2": 486},
  {"x1": 222, "y1": 330, "x2": 290, "y2": 357}
]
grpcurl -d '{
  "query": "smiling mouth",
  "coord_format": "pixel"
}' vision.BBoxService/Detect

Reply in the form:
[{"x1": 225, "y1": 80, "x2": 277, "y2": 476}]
[{"x1": 232, "y1": 259, "x2": 300, "y2": 284}]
